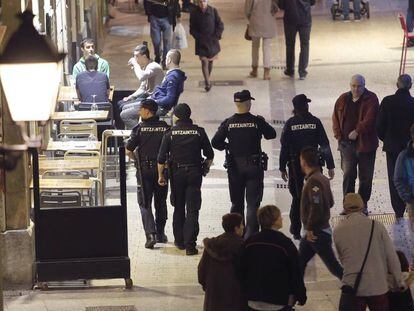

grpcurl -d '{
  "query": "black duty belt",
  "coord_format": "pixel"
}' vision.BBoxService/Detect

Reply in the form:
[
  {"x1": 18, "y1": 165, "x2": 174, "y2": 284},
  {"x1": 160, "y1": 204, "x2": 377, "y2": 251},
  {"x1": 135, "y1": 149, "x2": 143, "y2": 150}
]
[
  {"x1": 140, "y1": 159, "x2": 158, "y2": 168},
  {"x1": 172, "y1": 162, "x2": 200, "y2": 169},
  {"x1": 233, "y1": 154, "x2": 261, "y2": 165}
]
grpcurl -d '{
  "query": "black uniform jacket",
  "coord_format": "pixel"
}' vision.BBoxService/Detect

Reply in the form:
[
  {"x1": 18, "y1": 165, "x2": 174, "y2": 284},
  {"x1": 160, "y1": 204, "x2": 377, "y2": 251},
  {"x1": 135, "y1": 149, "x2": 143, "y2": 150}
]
[
  {"x1": 211, "y1": 112, "x2": 276, "y2": 157},
  {"x1": 126, "y1": 116, "x2": 170, "y2": 160},
  {"x1": 157, "y1": 118, "x2": 214, "y2": 165},
  {"x1": 279, "y1": 112, "x2": 335, "y2": 171}
]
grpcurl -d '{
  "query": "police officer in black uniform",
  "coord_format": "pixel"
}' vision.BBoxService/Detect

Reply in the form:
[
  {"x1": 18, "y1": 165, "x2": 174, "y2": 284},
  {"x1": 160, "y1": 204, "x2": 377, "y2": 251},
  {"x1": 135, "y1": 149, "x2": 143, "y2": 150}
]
[
  {"x1": 126, "y1": 99, "x2": 170, "y2": 249},
  {"x1": 211, "y1": 90, "x2": 277, "y2": 239},
  {"x1": 157, "y1": 103, "x2": 214, "y2": 255},
  {"x1": 279, "y1": 94, "x2": 335, "y2": 240}
]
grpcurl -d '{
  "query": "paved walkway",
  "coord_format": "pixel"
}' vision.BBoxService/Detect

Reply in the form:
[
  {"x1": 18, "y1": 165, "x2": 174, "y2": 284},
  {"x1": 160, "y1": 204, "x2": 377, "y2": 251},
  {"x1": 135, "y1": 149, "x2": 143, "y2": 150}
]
[{"x1": 6, "y1": 0, "x2": 414, "y2": 310}]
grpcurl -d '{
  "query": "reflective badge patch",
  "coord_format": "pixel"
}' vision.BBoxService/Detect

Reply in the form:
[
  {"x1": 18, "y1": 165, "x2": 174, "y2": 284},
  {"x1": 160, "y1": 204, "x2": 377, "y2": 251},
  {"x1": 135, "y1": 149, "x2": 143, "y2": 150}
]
[{"x1": 312, "y1": 186, "x2": 320, "y2": 204}]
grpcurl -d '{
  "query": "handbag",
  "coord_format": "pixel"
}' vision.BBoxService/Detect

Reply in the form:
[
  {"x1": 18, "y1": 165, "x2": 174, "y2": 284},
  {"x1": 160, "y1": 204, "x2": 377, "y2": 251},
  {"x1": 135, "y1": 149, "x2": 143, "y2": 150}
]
[
  {"x1": 244, "y1": 26, "x2": 252, "y2": 41},
  {"x1": 339, "y1": 220, "x2": 375, "y2": 311},
  {"x1": 245, "y1": 0, "x2": 255, "y2": 41}
]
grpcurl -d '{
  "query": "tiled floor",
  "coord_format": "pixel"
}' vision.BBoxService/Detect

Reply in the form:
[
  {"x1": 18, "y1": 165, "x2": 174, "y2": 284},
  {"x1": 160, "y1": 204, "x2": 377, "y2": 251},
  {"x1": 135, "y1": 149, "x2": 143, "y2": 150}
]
[{"x1": 6, "y1": 0, "x2": 414, "y2": 309}]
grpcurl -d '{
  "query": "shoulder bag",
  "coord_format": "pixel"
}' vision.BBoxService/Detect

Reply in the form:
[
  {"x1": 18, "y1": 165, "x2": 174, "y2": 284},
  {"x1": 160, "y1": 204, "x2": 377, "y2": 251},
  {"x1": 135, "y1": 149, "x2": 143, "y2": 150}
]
[{"x1": 339, "y1": 220, "x2": 375, "y2": 311}]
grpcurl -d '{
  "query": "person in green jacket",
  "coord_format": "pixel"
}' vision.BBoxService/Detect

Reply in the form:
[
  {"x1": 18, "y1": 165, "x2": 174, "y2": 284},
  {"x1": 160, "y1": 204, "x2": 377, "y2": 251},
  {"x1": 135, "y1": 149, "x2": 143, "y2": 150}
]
[{"x1": 72, "y1": 38, "x2": 110, "y2": 79}]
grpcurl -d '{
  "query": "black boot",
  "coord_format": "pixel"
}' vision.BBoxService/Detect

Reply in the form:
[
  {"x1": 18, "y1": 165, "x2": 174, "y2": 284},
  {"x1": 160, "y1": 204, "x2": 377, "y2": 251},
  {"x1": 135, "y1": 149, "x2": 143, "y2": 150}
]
[
  {"x1": 186, "y1": 246, "x2": 198, "y2": 256},
  {"x1": 145, "y1": 234, "x2": 156, "y2": 249},
  {"x1": 156, "y1": 233, "x2": 168, "y2": 243},
  {"x1": 174, "y1": 241, "x2": 185, "y2": 250}
]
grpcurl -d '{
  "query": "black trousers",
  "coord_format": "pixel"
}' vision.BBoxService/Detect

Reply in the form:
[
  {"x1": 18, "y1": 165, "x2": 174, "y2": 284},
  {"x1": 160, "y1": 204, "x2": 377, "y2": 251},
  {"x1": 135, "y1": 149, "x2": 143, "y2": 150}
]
[
  {"x1": 284, "y1": 23, "x2": 311, "y2": 76},
  {"x1": 288, "y1": 160, "x2": 305, "y2": 237},
  {"x1": 171, "y1": 166, "x2": 202, "y2": 248},
  {"x1": 386, "y1": 152, "x2": 406, "y2": 218},
  {"x1": 228, "y1": 159, "x2": 264, "y2": 239},
  {"x1": 339, "y1": 141, "x2": 376, "y2": 208},
  {"x1": 137, "y1": 166, "x2": 168, "y2": 236}
]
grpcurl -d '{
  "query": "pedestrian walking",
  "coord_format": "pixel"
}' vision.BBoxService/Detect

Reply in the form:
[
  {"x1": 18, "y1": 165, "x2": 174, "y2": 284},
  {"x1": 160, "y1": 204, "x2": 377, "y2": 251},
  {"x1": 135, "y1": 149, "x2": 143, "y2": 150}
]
[
  {"x1": 244, "y1": 0, "x2": 278, "y2": 80},
  {"x1": 342, "y1": 0, "x2": 361, "y2": 21},
  {"x1": 394, "y1": 124, "x2": 414, "y2": 231},
  {"x1": 157, "y1": 103, "x2": 214, "y2": 255},
  {"x1": 144, "y1": 0, "x2": 181, "y2": 68},
  {"x1": 189, "y1": 0, "x2": 224, "y2": 92},
  {"x1": 240, "y1": 205, "x2": 307, "y2": 311},
  {"x1": 376, "y1": 74, "x2": 414, "y2": 220},
  {"x1": 279, "y1": 94, "x2": 335, "y2": 240},
  {"x1": 334, "y1": 193, "x2": 405, "y2": 311},
  {"x1": 198, "y1": 213, "x2": 247, "y2": 311},
  {"x1": 126, "y1": 99, "x2": 170, "y2": 249},
  {"x1": 332, "y1": 74, "x2": 379, "y2": 213},
  {"x1": 211, "y1": 90, "x2": 276, "y2": 239},
  {"x1": 298, "y1": 147, "x2": 343, "y2": 280},
  {"x1": 279, "y1": 0, "x2": 315, "y2": 80}
]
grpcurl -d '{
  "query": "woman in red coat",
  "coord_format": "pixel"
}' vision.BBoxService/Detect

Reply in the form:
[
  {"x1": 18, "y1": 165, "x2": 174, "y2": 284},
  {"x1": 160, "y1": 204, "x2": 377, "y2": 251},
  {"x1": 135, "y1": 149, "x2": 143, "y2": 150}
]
[{"x1": 189, "y1": 0, "x2": 224, "y2": 92}]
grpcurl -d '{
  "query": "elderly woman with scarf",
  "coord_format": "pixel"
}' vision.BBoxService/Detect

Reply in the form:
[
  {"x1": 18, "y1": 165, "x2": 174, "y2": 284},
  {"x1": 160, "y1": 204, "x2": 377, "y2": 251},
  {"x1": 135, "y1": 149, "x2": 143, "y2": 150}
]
[{"x1": 189, "y1": 0, "x2": 224, "y2": 92}]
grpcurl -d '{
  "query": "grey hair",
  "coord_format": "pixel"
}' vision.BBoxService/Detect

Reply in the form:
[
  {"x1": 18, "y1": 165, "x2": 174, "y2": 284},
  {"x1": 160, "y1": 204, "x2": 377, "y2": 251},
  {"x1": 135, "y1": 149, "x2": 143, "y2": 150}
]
[
  {"x1": 351, "y1": 74, "x2": 366, "y2": 86},
  {"x1": 397, "y1": 74, "x2": 412, "y2": 90}
]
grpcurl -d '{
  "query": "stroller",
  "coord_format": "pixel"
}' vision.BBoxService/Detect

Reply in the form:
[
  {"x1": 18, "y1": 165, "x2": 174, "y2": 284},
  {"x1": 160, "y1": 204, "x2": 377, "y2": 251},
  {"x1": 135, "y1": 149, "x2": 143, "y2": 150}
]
[{"x1": 331, "y1": 0, "x2": 370, "y2": 20}]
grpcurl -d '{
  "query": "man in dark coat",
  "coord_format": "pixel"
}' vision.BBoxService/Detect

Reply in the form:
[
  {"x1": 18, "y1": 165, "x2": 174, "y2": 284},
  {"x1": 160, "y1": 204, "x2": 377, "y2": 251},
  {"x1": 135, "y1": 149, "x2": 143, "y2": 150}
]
[
  {"x1": 189, "y1": 0, "x2": 224, "y2": 91},
  {"x1": 198, "y1": 213, "x2": 247, "y2": 311},
  {"x1": 377, "y1": 74, "x2": 414, "y2": 219},
  {"x1": 240, "y1": 205, "x2": 307, "y2": 310},
  {"x1": 279, "y1": 0, "x2": 315, "y2": 80}
]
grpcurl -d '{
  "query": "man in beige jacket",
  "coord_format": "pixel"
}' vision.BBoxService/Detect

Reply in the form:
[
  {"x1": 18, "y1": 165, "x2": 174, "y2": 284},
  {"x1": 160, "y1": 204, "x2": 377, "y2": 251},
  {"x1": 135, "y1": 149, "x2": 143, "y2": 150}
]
[{"x1": 333, "y1": 193, "x2": 405, "y2": 310}]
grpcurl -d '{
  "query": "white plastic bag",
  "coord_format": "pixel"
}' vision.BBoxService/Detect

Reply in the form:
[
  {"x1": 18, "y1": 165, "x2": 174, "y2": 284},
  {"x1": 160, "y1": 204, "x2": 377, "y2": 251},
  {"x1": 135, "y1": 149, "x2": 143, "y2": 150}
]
[{"x1": 172, "y1": 23, "x2": 188, "y2": 50}]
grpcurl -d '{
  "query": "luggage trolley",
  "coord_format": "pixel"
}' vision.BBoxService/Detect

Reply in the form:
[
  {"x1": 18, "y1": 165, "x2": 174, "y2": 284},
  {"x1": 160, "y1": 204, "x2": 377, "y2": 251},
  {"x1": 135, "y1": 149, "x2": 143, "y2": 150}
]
[{"x1": 331, "y1": 0, "x2": 370, "y2": 20}]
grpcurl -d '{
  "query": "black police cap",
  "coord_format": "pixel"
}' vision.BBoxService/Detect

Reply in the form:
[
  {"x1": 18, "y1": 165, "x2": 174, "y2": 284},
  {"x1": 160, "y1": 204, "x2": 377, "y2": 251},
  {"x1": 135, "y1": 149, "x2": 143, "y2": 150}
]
[
  {"x1": 141, "y1": 99, "x2": 158, "y2": 113},
  {"x1": 292, "y1": 94, "x2": 311, "y2": 109},
  {"x1": 174, "y1": 103, "x2": 191, "y2": 119},
  {"x1": 234, "y1": 90, "x2": 255, "y2": 103}
]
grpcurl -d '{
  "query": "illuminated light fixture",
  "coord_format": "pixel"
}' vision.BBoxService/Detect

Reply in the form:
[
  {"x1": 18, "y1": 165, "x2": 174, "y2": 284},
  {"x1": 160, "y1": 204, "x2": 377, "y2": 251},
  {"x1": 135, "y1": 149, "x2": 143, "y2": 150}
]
[
  {"x1": 0, "y1": 9, "x2": 65, "y2": 122},
  {"x1": 0, "y1": 9, "x2": 65, "y2": 168}
]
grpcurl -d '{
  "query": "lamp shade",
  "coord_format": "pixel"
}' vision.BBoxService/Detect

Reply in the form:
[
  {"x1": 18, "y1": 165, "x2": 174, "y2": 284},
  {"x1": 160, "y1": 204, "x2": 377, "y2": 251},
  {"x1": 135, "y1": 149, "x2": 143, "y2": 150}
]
[{"x1": 0, "y1": 10, "x2": 65, "y2": 122}]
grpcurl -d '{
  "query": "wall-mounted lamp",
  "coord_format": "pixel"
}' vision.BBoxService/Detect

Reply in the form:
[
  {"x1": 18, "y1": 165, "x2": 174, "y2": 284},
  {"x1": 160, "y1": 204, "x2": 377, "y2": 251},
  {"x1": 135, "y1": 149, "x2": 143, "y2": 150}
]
[{"x1": 0, "y1": 9, "x2": 65, "y2": 170}]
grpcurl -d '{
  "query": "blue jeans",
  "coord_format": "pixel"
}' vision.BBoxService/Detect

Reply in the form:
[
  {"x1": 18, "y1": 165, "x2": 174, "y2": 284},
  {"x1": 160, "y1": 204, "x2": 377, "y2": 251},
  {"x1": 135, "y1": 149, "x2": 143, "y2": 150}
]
[
  {"x1": 342, "y1": 0, "x2": 361, "y2": 18},
  {"x1": 299, "y1": 231, "x2": 343, "y2": 280},
  {"x1": 150, "y1": 16, "x2": 173, "y2": 64},
  {"x1": 120, "y1": 100, "x2": 141, "y2": 130},
  {"x1": 408, "y1": 9, "x2": 414, "y2": 32}
]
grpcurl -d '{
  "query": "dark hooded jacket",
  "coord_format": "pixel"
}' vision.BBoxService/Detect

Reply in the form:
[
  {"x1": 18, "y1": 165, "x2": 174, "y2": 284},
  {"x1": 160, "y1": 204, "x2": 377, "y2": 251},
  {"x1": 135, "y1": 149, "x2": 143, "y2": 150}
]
[
  {"x1": 151, "y1": 68, "x2": 186, "y2": 111},
  {"x1": 198, "y1": 233, "x2": 247, "y2": 311},
  {"x1": 279, "y1": 0, "x2": 315, "y2": 26}
]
